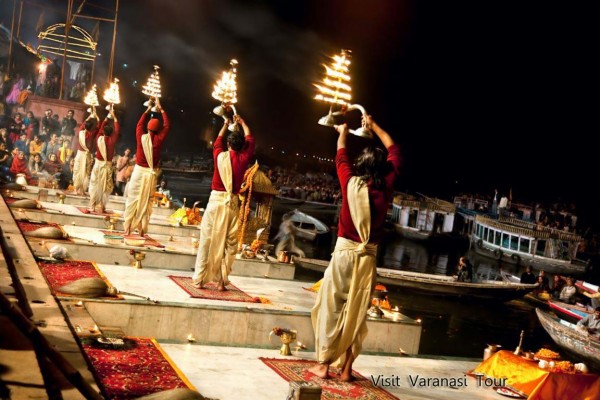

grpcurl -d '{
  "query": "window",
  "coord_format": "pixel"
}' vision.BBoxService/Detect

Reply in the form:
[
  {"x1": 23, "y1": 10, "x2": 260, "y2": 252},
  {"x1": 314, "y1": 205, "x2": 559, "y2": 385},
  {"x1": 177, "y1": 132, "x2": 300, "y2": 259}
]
[
  {"x1": 502, "y1": 233, "x2": 510, "y2": 248},
  {"x1": 494, "y1": 231, "x2": 501, "y2": 245},
  {"x1": 510, "y1": 236, "x2": 518, "y2": 251},
  {"x1": 536, "y1": 240, "x2": 546, "y2": 256},
  {"x1": 519, "y1": 238, "x2": 530, "y2": 253}
]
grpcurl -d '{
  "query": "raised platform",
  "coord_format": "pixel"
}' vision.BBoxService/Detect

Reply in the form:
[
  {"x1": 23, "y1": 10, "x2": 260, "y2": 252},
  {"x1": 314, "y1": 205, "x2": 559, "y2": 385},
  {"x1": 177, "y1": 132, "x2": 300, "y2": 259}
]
[
  {"x1": 71, "y1": 263, "x2": 422, "y2": 355},
  {"x1": 3, "y1": 185, "x2": 174, "y2": 217},
  {"x1": 10, "y1": 200, "x2": 199, "y2": 237},
  {"x1": 31, "y1": 224, "x2": 296, "y2": 280}
]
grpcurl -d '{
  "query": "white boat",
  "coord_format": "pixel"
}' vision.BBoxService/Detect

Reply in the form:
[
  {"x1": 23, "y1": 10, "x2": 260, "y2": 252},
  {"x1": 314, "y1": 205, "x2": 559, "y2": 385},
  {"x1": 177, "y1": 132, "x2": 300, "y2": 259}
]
[
  {"x1": 471, "y1": 214, "x2": 589, "y2": 275},
  {"x1": 288, "y1": 209, "x2": 329, "y2": 241},
  {"x1": 390, "y1": 193, "x2": 456, "y2": 241}
]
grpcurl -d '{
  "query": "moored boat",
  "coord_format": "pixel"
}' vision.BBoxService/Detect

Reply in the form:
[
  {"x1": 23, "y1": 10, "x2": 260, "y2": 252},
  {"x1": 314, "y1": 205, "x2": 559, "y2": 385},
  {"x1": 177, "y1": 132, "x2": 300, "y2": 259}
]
[
  {"x1": 288, "y1": 209, "x2": 329, "y2": 241},
  {"x1": 536, "y1": 308, "x2": 600, "y2": 371},
  {"x1": 390, "y1": 193, "x2": 457, "y2": 241},
  {"x1": 548, "y1": 300, "x2": 590, "y2": 324},
  {"x1": 294, "y1": 257, "x2": 537, "y2": 301},
  {"x1": 472, "y1": 214, "x2": 588, "y2": 275}
]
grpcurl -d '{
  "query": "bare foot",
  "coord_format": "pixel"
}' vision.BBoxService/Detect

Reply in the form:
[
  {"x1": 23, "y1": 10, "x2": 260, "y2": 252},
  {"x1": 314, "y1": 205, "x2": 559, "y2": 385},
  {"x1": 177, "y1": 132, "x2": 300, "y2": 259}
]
[
  {"x1": 308, "y1": 363, "x2": 329, "y2": 379},
  {"x1": 217, "y1": 284, "x2": 227, "y2": 291},
  {"x1": 191, "y1": 282, "x2": 203, "y2": 289},
  {"x1": 340, "y1": 372, "x2": 355, "y2": 382}
]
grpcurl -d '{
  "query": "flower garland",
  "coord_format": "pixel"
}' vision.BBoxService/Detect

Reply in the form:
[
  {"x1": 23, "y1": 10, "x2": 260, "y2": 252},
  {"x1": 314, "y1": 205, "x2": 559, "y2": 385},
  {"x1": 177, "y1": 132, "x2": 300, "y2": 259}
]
[{"x1": 237, "y1": 162, "x2": 260, "y2": 251}]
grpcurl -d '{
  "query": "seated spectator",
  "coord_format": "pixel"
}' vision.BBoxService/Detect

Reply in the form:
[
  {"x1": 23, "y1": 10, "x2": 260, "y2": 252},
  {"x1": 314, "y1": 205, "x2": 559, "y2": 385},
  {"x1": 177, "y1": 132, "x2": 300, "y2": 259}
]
[
  {"x1": 58, "y1": 137, "x2": 73, "y2": 163},
  {"x1": 520, "y1": 265, "x2": 537, "y2": 284},
  {"x1": 577, "y1": 307, "x2": 600, "y2": 338},
  {"x1": 13, "y1": 132, "x2": 29, "y2": 156},
  {"x1": 58, "y1": 157, "x2": 75, "y2": 190},
  {"x1": 29, "y1": 153, "x2": 46, "y2": 178},
  {"x1": 0, "y1": 141, "x2": 12, "y2": 180},
  {"x1": 455, "y1": 256, "x2": 474, "y2": 282},
  {"x1": 44, "y1": 153, "x2": 62, "y2": 177},
  {"x1": 10, "y1": 150, "x2": 31, "y2": 180},
  {"x1": 559, "y1": 277, "x2": 577, "y2": 304},
  {"x1": 550, "y1": 275, "x2": 565, "y2": 299},
  {"x1": 29, "y1": 135, "x2": 44, "y2": 159}
]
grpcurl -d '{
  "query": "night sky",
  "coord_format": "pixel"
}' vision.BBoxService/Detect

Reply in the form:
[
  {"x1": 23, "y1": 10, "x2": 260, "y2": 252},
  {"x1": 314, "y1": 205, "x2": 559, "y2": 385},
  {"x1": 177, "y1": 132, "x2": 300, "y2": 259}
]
[{"x1": 2, "y1": 0, "x2": 599, "y2": 228}]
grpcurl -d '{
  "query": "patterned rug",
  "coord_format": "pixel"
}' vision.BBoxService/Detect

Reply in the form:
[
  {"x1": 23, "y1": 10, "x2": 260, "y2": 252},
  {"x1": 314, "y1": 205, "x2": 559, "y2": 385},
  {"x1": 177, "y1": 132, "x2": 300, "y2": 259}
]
[
  {"x1": 168, "y1": 276, "x2": 262, "y2": 303},
  {"x1": 260, "y1": 358, "x2": 399, "y2": 400},
  {"x1": 99, "y1": 230, "x2": 165, "y2": 248},
  {"x1": 37, "y1": 259, "x2": 122, "y2": 299},
  {"x1": 77, "y1": 206, "x2": 120, "y2": 217},
  {"x1": 82, "y1": 337, "x2": 196, "y2": 399}
]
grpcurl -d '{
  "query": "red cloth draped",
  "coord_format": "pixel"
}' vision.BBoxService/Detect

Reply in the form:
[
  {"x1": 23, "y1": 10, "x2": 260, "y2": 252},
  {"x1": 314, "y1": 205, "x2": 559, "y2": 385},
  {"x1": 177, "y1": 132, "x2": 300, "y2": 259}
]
[{"x1": 10, "y1": 156, "x2": 31, "y2": 179}]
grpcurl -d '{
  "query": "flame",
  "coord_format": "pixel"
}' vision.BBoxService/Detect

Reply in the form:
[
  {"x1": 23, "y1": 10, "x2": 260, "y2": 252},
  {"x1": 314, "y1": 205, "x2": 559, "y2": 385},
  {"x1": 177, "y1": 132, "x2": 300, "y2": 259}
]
[
  {"x1": 83, "y1": 84, "x2": 99, "y2": 107},
  {"x1": 314, "y1": 50, "x2": 353, "y2": 106},
  {"x1": 212, "y1": 60, "x2": 238, "y2": 104},
  {"x1": 103, "y1": 78, "x2": 121, "y2": 105},
  {"x1": 142, "y1": 65, "x2": 162, "y2": 98}
]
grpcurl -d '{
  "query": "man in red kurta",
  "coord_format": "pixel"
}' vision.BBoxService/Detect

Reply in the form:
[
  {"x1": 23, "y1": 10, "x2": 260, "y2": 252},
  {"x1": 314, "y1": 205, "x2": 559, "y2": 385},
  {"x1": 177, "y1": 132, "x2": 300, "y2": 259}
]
[
  {"x1": 88, "y1": 109, "x2": 121, "y2": 213},
  {"x1": 192, "y1": 115, "x2": 255, "y2": 291},
  {"x1": 72, "y1": 112, "x2": 99, "y2": 195},
  {"x1": 310, "y1": 115, "x2": 401, "y2": 381},
  {"x1": 123, "y1": 99, "x2": 170, "y2": 236}
]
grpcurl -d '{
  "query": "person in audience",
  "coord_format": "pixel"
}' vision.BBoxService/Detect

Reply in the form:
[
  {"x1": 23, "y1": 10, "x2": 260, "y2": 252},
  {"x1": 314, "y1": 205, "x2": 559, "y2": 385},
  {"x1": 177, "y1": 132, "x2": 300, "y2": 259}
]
[
  {"x1": 577, "y1": 307, "x2": 600, "y2": 338},
  {"x1": 559, "y1": 277, "x2": 577, "y2": 304},
  {"x1": 520, "y1": 266, "x2": 536, "y2": 284},
  {"x1": 10, "y1": 150, "x2": 31, "y2": 180},
  {"x1": 455, "y1": 256, "x2": 474, "y2": 282}
]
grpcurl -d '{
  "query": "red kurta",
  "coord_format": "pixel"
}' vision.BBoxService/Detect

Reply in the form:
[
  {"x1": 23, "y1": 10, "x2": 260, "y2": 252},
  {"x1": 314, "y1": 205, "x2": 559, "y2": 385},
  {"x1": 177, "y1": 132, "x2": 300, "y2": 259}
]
[
  {"x1": 336, "y1": 144, "x2": 401, "y2": 244},
  {"x1": 210, "y1": 134, "x2": 255, "y2": 194},
  {"x1": 94, "y1": 120, "x2": 121, "y2": 161},
  {"x1": 76, "y1": 122, "x2": 98, "y2": 152},
  {"x1": 135, "y1": 112, "x2": 170, "y2": 168}
]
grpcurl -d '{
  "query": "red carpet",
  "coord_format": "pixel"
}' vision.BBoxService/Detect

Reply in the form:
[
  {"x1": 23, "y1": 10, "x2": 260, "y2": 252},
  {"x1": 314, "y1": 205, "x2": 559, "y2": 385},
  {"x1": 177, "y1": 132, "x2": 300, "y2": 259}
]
[
  {"x1": 37, "y1": 259, "x2": 121, "y2": 299},
  {"x1": 260, "y1": 358, "x2": 400, "y2": 400},
  {"x1": 100, "y1": 230, "x2": 165, "y2": 248},
  {"x1": 168, "y1": 276, "x2": 262, "y2": 303},
  {"x1": 82, "y1": 337, "x2": 195, "y2": 399},
  {"x1": 77, "y1": 206, "x2": 119, "y2": 217}
]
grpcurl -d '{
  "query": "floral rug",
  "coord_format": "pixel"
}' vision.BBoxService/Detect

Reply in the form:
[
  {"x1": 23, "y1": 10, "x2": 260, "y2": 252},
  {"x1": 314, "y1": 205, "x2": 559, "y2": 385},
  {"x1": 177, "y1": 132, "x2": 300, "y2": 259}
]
[
  {"x1": 168, "y1": 276, "x2": 264, "y2": 303},
  {"x1": 37, "y1": 259, "x2": 121, "y2": 299},
  {"x1": 260, "y1": 358, "x2": 399, "y2": 400},
  {"x1": 81, "y1": 337, "x2": 196, "y2": 399},
  {"x1": 99, "y1": 230, "x2": 165, "y2": 248}
]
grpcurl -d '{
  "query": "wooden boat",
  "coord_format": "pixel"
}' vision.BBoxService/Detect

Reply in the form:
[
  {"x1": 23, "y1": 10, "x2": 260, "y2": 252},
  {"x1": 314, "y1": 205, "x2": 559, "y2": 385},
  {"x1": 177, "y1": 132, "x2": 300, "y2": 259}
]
[
  {"x1": 288, "y1": 209, "x2": 329, "y2": 241},
  {"x1": 472, "y1": 214, "x2": 589, "y2": 275},
  {"x1": 390, "y1": 193, "x2": 457, "y2": 241},
  {"x1": 548, "y1": 300, "x2": 590, "y2": 324},
  {"x1": 294, "y1": 257, "x2": 537, "y2": 301},
  {"x1": 536, "y1": 308, "x2": 600, "y2": 370}
]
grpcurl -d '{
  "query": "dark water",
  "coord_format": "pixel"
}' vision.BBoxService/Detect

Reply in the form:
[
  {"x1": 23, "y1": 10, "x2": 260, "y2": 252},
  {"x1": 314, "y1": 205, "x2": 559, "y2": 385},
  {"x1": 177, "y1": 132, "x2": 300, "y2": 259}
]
[{"x1": 164, "y1": 174, "x2": 573, "y2": 360}]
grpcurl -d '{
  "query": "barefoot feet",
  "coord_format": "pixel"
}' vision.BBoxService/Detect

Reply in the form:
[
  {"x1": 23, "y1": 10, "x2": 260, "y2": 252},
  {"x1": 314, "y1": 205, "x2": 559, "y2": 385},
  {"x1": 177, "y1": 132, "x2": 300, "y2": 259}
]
[{"x1": 308, "y1": 363, "x2": 329, "y2": 379}]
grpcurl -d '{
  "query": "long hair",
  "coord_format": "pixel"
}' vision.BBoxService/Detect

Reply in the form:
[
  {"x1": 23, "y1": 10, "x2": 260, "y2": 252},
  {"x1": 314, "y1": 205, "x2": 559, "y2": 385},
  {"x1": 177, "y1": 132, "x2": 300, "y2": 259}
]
[
  {"x1": 227, "y1": 131, "x2": 245, "y2": 152},
  {"x1": 355, "y1": 146, "x2": 390, "y2": 190}
]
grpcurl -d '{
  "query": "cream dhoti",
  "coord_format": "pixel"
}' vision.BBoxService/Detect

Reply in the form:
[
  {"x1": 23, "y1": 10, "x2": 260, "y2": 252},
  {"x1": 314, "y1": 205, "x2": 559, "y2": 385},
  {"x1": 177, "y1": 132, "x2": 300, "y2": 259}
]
[
  {"x1": 311, "y1": 176, "x2": 376, "y2": 368},
  {"x1": 73, "y1": 130, "x2": 91, "y2": 193},
  {"x1": 88, "y1": 136, "x2": 113, "y2": 210},
  {"x1": 192, "y1": 151, "x2": 238, "y2": 286}
]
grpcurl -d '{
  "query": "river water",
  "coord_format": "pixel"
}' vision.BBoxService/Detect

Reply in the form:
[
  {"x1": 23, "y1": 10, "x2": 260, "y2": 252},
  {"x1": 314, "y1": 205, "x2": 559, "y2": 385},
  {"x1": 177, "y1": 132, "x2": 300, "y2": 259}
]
[{"x1": 165, "y1": 173, "x2": 558, "y2": 360}]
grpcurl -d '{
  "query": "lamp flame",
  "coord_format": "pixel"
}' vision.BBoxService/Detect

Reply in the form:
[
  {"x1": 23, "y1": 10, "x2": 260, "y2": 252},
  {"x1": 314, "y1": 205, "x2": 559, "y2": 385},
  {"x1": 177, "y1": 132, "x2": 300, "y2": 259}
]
[
  {"x1": 103, "y1": 78, "x2": 121, "y2": 105},
  {"x1": 83, "y1": 84, "x2": 99, "y2": 107},
  {"x1": 212, "y1": 59, "x2": 238, "y2": 104},
  {"x1": 142, "y1": 65, "x2": 162, "y2": 99},
  {"x1": 314, "y1": 50, "x2": 352, "y2": 106}
]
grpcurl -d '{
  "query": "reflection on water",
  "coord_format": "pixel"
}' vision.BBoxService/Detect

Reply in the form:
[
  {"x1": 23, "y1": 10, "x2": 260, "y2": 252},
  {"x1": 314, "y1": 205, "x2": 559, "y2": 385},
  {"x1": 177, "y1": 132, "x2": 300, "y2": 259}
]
[{"x1": 166, "y1": 177, "x2": 557, "y2": 359}]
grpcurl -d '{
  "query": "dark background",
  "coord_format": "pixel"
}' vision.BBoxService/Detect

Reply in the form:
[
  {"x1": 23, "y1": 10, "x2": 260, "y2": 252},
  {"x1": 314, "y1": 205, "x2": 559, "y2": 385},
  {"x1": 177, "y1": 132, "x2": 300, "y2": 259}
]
[{"x1": 2, "y1": 0, "x2": 599, "y2": 228}]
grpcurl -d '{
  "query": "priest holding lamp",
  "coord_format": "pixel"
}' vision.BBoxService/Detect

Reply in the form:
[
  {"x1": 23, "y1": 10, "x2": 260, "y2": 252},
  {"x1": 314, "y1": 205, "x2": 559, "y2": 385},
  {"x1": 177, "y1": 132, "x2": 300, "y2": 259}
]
[{"x1": 123, "y1": 97, "x2": 170, "y2": 237}]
